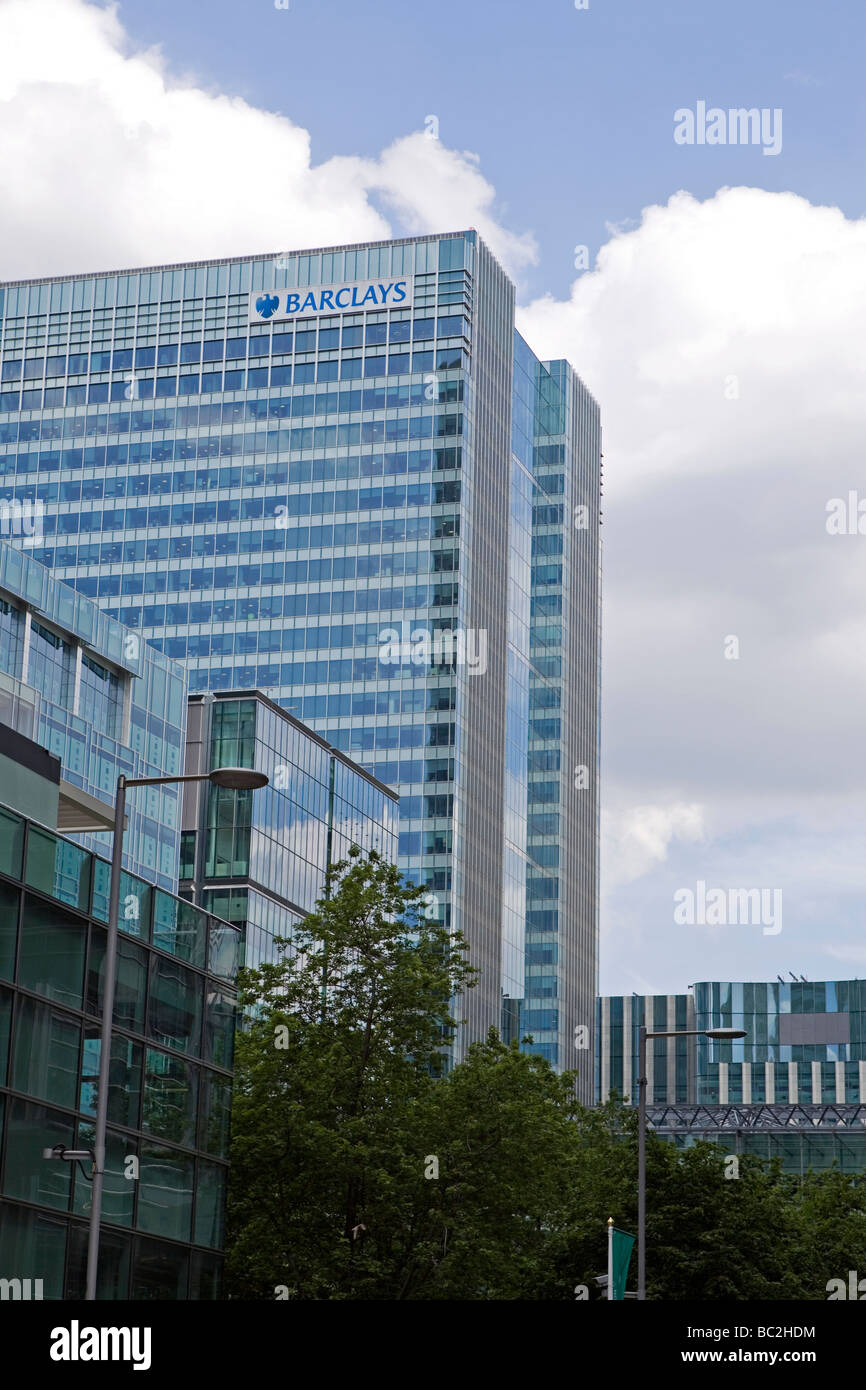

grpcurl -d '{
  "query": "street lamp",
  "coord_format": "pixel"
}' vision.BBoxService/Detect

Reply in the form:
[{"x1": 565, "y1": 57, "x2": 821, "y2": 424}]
[
  {"x1": 637, "y1": 1023, "x2": 746, "y2": 1301},
  {"x1": 85, "y1": 765, "x2": 268, "y2": 1301}
]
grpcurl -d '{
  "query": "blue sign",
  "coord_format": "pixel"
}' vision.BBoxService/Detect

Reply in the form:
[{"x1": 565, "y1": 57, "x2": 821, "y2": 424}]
[{"x1": 248, "y1": 279, "x2": 413, "y2": 323}]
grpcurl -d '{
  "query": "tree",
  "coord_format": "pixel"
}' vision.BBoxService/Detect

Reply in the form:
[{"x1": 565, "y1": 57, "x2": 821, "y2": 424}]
[
  {"x1": 225, "y1": 847, "x2": 474, "y2": 1300},
  {"x1": 391, "y1": 1029, "x2": 583, "y2": 1299}
]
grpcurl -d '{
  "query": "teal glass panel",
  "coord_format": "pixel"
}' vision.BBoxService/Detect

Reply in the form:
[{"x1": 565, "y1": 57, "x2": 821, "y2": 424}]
[
  {"x1": 80, "y1": 1028, "x2": 142, "y2": 1129},
  {"x1": 204, "y1": 988, "x2": 236, "y2": 1070},
  {"x1": 0, "y1": 1203, "x2": 67, "y2": 1300},
  {"x1": 0, "y1": 986, "x2": 11, "y2": 1085},
  {"x1": 74, "y1": 1124, "x2": 136, "y2": 1227},
  {"x1": 199, "y1": 1068, "x2": 232, "y2": 1157},
  {"x1": 3, "y1": 1098, "x2": 74, "y2": 1210},
  {"x1": 130, "y1": 1235, "x2": 189, "y2": 1299},
  {"x1": 207, "y1": 920, "x2": 240, "y2": 982},
  {"x1": 142, "y1": 1047, "x2": 198, "y2": 1147},
  {"x1": 25, "y1": 827, "x2": 91, "y2": 912},
  {"x1": 0, "y1": 807, "x2": 24, "y2": 879},
  {"x1": 194, "y1": 1160, "x2": 226, "y2": 1249},
  {"x1": 152, "y1": 890, "x2": 206, "y2": 968},
  {"x1": 19, "y1": 897, "x2": 86, "y2": 1008},
  {"x1": 12, "y1": 994, "x2": 80, "y2": 1108},
  {"x1": 0, "y1": 880, "x2": 18, "y2": 980},
  {"x1": 86, "y1": 928, "x2": 147, "y2": 1032},
  {"x1": 91, "y1": 857, "x2": 110, "y2": 923},
  {"x1": 147, "y1": 956, "x2": 201, "y2": 1056},
  {"x1": 137, "y1": 1144, "x2": 194, "y2": 1242},
  {"x1": 65, "y1": 1222, "x2": 130, "y2": 1300},
  {"x1": 118, "y1": 870, "x2": 151, "y2": 943}
]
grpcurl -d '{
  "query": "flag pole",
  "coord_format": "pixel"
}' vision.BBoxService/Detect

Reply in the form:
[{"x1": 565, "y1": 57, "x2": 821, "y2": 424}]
[{"x1": 607, "y1": 1217, "x2": 614, "y2": 1301}]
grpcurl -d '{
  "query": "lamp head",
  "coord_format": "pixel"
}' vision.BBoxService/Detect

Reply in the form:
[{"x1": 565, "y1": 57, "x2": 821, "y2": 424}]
[{"x1": 208, "y1": 767, "x2": 269, "y2": 791}]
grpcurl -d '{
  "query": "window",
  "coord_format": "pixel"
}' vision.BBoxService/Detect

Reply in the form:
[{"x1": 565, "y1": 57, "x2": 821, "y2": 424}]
[
  {"x1": 147, "y1": 957, "x2": 202, "y2": 1056},
  {"x1": 142, "y1": 1048, "x2": 198, "y2": 1146},
  {"x1": 27, "y1": 621, "x2": 74, "y2": 708},
  {"x1": 12, "y1": 994, "x2": 80, "y2": 1108},
  {"x1": 78, "y1": 653, "x2": 121, "y2": 738},
  {"x1": 19, "y1": 896, "x2": 86, "y2": 1007}
]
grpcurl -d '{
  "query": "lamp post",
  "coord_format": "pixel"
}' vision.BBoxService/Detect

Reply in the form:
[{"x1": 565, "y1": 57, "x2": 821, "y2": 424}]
[
  {"x1": 85, "y1": 765, "x2": 268, "y2": 1301},
  {"x1": 637, "y1": 1023, "x2": 746, "y2": 1301}
]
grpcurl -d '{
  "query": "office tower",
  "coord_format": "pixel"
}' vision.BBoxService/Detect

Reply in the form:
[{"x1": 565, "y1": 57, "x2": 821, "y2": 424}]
[{"x1": 0, "y1": 232, "x2": 601, "y2": 1089}]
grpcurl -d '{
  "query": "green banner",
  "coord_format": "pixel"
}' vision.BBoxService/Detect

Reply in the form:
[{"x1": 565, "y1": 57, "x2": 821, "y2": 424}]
[{"x1": 611, "y1": 1227, "x2": 635, "y2": 1300}]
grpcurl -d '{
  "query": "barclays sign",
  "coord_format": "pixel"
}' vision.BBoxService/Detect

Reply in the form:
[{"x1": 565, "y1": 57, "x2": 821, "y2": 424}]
[{"x1": 249, "y1": 279, "x2": 413, "y2": 324}]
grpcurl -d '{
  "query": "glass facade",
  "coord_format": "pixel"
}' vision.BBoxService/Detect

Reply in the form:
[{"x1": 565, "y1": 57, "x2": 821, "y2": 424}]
[
  {"x1": 694, "y1": 978, "x2": 866, "y2": 1106},
  {"x1": 598, "y1": 981, "x2": 866, "y2": 1173},
  {"x1": 596, "y1": 992, "x2": 694, "y2": 1106},
  {"x1": 0, "y1": 233, "x2": 601, "y2": 1087},
  {"x1": 0, "y1": 538, "x2": 186, "y2": 889},
  {"x1": 0, "y1": 806, "x2": 240, "y2": 1297},
  {"x1": 182, "y1": 691, "x2": 398, "y2": 969}
]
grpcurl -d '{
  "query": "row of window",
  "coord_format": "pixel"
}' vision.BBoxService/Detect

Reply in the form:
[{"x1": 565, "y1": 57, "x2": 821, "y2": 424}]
[
  {"x1": 0, "y1": 389, "x2": 465, "y2": 443},
  {"x1": 37, "y1": 542, "x2": 454, "y2": 584},
  {"x1": 155, "y1": 635, "x2": 467, "y2": 665},
  {"x1": 39, "y1": 517, "x2": 447, "y2": 577},
  {"x1": 91, "y1": 575, "x2": 458, "y2": 607},
  {"x1": 106, "y1": 617, "x2": 466, "y2": 658},
  {"x1": 3, "y1": 416, "x2": 464, "y2": 466},
  {"x1": 0, "y1": 352, "x2": 471, "y2": 411},
  {"x1": 3, "y1": 453, "x2": 461, "y2": 498},
  {"x1": 172, "y1": 656, "x2": 461, "y2": 688},
  {"x1": 0, "y1": 1202, "x2": 224, "y2": 1298},
  {"x1": 0, "y1": 888, "x2": 235, "y2": 1068},
  {"x1": 27, "y1": 486, "x2": 463, "y2": 542},
  {"x1": 0, "y1": 987, "x2": 230, "y2": 1158},
  {"x1": 0, "y1": 315, "x2": 469, "y2": 378},
  {"x1": 398, "y1": 830, "x2": 452, "y2": 857}
]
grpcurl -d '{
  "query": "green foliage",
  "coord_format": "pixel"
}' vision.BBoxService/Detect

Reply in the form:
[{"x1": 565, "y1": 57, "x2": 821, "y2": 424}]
[
  {"x1": 226, "y1": 847, "x2": 475, "y2": 1299},
  {"x1": 226, "y1": 852, "x2": 866, "y2": 1299}
]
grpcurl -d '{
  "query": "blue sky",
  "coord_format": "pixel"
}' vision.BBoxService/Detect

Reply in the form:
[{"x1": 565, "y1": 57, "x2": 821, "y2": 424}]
[{"x1": 115, "y1": 0, "x2": 864, "y2": 300}]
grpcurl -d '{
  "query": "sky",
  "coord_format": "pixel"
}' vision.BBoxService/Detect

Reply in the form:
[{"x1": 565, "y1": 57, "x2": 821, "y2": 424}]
[{"x1": 2, "y1": 0, "x2": 866, "y2": 996}]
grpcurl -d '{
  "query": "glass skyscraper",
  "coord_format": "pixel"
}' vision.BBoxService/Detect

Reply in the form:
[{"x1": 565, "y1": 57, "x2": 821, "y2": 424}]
[{"x1": 0, "y1": 231, "x2": 601, "y2": 1091}]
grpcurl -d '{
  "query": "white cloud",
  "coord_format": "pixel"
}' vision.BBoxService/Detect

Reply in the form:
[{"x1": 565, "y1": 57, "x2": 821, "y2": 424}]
[
  {"x1": 0, "y1": 0, "x2": 534, "y2": 279},
  {"x1": 520, "y1": 186, "x2": 866, "y2": 989},
  {"x1": 602, "y1": 802, "x2": 705, "y2": 891}
]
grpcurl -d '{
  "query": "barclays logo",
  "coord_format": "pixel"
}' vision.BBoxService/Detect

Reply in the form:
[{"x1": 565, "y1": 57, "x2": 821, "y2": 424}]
[
  {"x1": 249, "y1": 278, "x2": 413, "y2": 324},
  {"x1": 255, "y1": 293, "x2": 280, "y2": 319}
]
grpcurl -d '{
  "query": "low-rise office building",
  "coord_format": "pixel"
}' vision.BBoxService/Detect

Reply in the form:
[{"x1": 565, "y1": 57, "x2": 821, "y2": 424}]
[
  {"x1": 0, "y1": 794, "x2": 241, "y2": 1297},
  {"x1": 597, "y1": 979, "x2": 866, "y2": 1174},
  {"x1": 0, "y1": 538, "x2": 187, "y2": 890},
  {"x1": 180, "y1": 690, "x2": 399, "y2": 969}
]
